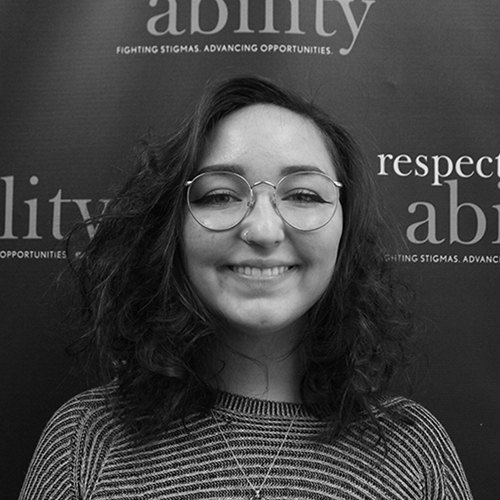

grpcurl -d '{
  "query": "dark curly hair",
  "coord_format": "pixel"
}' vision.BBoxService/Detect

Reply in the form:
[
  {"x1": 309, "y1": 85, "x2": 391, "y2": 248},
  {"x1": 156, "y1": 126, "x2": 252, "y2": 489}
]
[{"x1": 67, "y1": 75, "x2": 418, "y2": 442}]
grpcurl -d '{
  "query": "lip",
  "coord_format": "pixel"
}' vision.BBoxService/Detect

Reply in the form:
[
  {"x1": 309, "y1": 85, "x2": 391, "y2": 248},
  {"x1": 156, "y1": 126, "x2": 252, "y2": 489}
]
[
  {"x1": 226, "y1": 260, "x2": 297, "y2": 279},
  {"x1": 229, "y1": 265, "x2": 293, "y2": 278}
]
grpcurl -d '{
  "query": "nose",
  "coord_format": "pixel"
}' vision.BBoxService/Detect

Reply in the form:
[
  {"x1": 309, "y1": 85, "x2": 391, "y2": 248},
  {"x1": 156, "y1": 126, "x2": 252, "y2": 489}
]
[{"x1": 241, "y1": 189, "x2": 285, "y2": 247}]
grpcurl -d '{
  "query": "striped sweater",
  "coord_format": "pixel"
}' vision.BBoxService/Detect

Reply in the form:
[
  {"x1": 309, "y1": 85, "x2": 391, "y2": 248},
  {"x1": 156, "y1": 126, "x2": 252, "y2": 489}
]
[{"x1": 20, "y1": 385, "x2": 473, "y2": 499}]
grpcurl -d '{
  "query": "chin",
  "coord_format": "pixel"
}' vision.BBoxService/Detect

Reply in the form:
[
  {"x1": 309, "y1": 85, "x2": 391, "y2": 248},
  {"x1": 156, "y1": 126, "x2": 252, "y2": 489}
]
[{"x1": 227, "y1": 311, "x2": 307, "y2": 337}]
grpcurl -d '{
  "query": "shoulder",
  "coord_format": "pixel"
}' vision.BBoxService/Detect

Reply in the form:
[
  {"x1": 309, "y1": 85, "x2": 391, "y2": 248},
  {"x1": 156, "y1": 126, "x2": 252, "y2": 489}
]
[
  {"x1": 374, "y1": 396, "x2": 473, "y2": 498},
  {"x1": 35, "y1": 382, "x2": 121, "y2": 455},
  {"x1": 376, "y1": 395, "x2": 457, "y2": 449},
  {"x1": 42, "y1": 383, "x2": 119, "y2": 440},
  {"x1": 20, "y1": 383, "x2": 122, "y2": 499},
  {"x1": 47, "y1": 383, "x2": 125, "y2": 465},
  {"x1": 380, "y1": 395, "x2": 446, "y2": 428}
]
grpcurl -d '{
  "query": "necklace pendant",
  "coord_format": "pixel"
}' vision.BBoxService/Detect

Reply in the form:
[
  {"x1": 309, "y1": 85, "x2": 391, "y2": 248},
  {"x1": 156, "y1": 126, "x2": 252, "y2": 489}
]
[{"x1": 251, "y1": 492, "x2": 263, "y2": 499}]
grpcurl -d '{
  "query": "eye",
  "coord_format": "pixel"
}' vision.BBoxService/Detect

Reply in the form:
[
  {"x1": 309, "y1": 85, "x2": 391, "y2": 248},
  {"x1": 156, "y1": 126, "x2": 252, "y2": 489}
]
[
  {"x1": 192, "y1": 189, "x2": 243, "y2": 207},
  {"x1": 281, "y1": 189, "x2": 328, "y2": 205}
]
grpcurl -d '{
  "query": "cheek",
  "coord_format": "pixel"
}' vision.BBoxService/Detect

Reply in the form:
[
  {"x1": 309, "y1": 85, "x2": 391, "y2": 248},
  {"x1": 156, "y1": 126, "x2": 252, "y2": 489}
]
[
  {"x1": 182, "y1": 220, "x2": 223, "y2": 285},
  {"x1": 311, "y1": 215, "x2": 343, "y2": 291},
  {"x1": 312, "y1": 245, "x2": 339, "y2": 289},
  {"x1": 183, "y1": 223, "x2": 204, "y2": 265},
  {"x1": 315, "y1": 211, "x2": 343, "y2": 268}
]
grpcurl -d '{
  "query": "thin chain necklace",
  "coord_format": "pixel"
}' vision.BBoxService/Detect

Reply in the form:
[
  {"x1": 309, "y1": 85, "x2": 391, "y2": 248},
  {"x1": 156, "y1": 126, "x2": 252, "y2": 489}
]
[{"x1": 212, "y1": 406, "x2": 300, "y2": 500}]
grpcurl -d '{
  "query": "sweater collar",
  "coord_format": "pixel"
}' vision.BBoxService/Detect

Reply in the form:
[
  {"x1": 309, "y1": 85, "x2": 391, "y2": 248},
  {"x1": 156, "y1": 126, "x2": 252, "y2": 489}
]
[{"x1": 214, "y1": 390, "x2": 310, "y2": 418}]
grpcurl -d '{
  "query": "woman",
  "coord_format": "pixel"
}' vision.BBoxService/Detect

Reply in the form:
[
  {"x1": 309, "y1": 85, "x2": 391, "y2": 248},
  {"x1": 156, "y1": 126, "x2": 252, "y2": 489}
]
[{"x1": 20, "y1": 76, "x2": 473, "y2": 499}]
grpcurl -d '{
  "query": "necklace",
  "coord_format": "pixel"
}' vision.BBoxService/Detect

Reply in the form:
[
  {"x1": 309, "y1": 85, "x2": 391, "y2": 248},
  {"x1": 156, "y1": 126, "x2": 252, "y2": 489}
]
[{"x1": 212, "y1": 406, "x2": 299, "y2": 500}]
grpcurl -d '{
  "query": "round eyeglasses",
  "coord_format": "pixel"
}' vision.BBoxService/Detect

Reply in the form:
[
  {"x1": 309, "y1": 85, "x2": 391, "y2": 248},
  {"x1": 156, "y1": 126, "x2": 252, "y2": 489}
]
[{"x1": 185, "y1": 171, "x2": 342, "y2": 232}]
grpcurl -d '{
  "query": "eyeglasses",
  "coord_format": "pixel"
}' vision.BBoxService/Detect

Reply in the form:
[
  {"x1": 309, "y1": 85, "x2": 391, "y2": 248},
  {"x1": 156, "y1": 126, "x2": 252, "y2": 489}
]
[{"x1": 185, "y1": 171, "x2": 342, "y2": 231}]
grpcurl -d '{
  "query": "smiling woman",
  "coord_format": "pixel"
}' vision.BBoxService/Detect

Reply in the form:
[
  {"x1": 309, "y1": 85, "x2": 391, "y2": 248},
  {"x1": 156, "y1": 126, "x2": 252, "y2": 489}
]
[
  {"x1": 20, "y1": 76, "x2": 473, "y2": 499},
  {"x1": 183, "y1": 105, "x2": 343, "y2": 352}
]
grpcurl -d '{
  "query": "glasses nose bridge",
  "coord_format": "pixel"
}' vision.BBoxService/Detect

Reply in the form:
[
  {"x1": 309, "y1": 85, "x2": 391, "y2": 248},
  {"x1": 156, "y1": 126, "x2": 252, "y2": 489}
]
[
  {"x1": 249, "y1": 179, "x2": 277, "y2": 192},
  {"x1": 246, "y1": 179, "x2": 280, "y2": 214}
]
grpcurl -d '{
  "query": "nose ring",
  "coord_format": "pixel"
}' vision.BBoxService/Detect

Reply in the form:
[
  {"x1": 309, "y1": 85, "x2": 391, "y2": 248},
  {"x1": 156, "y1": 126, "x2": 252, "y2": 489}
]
[{"x1": 243, "y1": 230, "x2": 251, "y2": 244}]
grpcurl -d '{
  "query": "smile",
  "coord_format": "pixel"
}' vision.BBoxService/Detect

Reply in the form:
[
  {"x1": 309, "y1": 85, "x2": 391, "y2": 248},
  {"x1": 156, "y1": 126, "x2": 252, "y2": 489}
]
[{"x1": 229, "y1": 266, "x2": 293, "y2": 277}]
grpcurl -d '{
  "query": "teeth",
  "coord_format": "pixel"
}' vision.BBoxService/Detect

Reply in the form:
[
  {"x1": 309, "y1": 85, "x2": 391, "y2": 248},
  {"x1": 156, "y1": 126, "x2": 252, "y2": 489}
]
[{"x1": 233, "y1": 266, "x2": 290, "y2": 277}]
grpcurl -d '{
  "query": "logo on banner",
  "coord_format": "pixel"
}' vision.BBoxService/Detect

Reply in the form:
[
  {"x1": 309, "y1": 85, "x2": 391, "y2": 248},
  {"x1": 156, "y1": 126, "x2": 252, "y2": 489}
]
[
  {"x1": 0, "y1": 175, "x2": 109, "y2": 261},
  {"x1": 378, "y1": 153, "x2": 500, "y2": 264},
  {"x1": 116, "y1": 0, "x2": 377, "y2": 57}
]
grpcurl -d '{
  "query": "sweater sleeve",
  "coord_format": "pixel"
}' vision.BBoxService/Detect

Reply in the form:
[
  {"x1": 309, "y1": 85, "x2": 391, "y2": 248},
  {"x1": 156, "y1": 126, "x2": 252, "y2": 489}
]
[
  {"x1": 19, "y1": 387, "x2": 116, "y2": 500},
  {"x1": 435, "y1": 421, "x2": 474, "y2": 500},
  {"x1": 394, "y1": 400, "x2": 474, "y2": 500},
  {"x1": 440, "y1": 424, "x2": 474, "y2": 500},
  {"x1": 19, "y1": 396, "x2": 86, "y2": 500}
]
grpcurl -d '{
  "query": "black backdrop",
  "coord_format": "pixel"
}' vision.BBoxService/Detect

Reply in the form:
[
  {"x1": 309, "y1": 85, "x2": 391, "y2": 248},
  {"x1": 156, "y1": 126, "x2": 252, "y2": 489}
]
[{"x1": 2, "y1": 1, "x2": 499, "y2": 498}]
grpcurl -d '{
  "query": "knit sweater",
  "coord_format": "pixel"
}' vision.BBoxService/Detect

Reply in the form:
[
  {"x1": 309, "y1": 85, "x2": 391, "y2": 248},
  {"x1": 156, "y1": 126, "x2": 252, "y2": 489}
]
[{"x1": 20, "y1": 385, "x2": 473, "y2": 499}]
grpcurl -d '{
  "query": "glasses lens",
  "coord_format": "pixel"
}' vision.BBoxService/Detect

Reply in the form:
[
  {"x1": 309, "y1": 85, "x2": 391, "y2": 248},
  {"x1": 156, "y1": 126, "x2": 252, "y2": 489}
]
[
  {"x1": 187, "y1": 172, "x2": 250, "y2": 230},
  {"x1": 276, "y1": 172, "x2": 339, "y2": 230}
]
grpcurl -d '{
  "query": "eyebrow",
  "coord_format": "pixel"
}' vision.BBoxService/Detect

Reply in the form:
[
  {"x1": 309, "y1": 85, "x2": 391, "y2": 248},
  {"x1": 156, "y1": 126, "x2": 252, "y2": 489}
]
[
  {"x1": 281, "y1": 165, "x2": 325, "y2": 175},
  {"x1": 196, "y1": 164, "x2": 327, "y2": 176},
  {"x1": 196, "y1": 164, "x2": 242, "y2": 175}
]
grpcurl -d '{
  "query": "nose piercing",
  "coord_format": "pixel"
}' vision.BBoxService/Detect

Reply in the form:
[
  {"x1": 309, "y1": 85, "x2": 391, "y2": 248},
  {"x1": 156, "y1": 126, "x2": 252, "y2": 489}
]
[{"x1": 243, "y1": 230, "x2": 251, "y2": 244}]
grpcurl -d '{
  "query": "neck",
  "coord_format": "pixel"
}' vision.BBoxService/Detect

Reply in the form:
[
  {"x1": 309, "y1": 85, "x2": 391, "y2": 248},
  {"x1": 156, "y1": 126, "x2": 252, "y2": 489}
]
[{"x1": 211, "y1": 325, "x2": 304, "y2": 403}]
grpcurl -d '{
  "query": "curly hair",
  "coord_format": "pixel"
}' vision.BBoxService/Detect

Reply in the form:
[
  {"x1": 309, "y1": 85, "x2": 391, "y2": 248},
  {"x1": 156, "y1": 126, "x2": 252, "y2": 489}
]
[{"x1": 67, "y1": 75, "x2": 419, "y2": 441}]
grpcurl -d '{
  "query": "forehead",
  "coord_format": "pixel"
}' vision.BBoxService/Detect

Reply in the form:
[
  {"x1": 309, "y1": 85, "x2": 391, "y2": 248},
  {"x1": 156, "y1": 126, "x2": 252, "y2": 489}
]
[{"x1": 199, "y1": 104, "x2": 337, "y2": 179}]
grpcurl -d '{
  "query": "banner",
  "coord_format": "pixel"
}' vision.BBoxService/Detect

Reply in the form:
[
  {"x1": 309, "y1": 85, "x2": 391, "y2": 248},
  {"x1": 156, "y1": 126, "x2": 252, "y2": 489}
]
[{"x1": 1, "y1": 1, "x2": 499, "y2": 497}]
